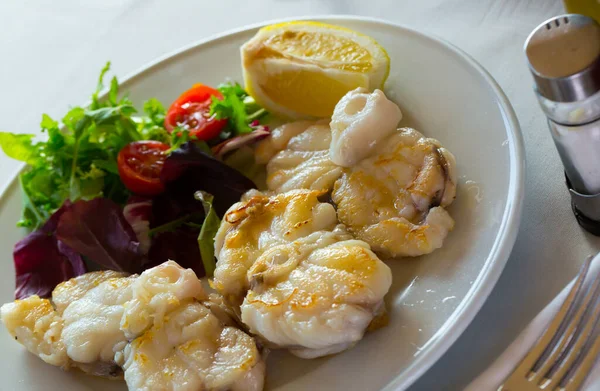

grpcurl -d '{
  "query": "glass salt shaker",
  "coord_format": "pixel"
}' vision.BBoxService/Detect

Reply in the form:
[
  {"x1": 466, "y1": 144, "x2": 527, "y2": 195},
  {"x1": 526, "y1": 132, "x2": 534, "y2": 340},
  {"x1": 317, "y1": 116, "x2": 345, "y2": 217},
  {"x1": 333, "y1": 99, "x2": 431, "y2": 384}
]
[{"x1": 525, "y1": 14, "x2": 600, "y2": 234}]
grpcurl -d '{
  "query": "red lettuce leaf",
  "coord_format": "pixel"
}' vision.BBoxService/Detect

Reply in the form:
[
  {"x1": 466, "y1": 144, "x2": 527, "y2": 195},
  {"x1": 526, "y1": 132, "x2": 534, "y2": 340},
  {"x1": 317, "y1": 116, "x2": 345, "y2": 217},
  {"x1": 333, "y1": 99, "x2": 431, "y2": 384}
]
[
  {"x1": 122, "y1": 193, "x2": 206, "y2": 276},
  {"x1": 149, "y1": 187, "x2": 204, "y2": 227},
  {"x1": 145, "y1": 188, "x2": 206, "y2": 276},
  {"x1": 144, "y1": 141, "x2": 256, "y2": 276},
  {"x1": 147, "y1": 227, "x2": 205, "y2": 277},
  {"x1": 211, "y1": 127, "x2": 270, "y2": 159},
  {"x1": 123, "y1": 196, "x2": 153, "y2": 254},
  {"x1": 14, "y1": 202, "x2": 86, "y2": 299},
  {"x1": 160, "y1": 142, "x2": 256, "y2": 216},
  {"x1": 56, "y1": 198, "x2": 145, "y2": 273}
]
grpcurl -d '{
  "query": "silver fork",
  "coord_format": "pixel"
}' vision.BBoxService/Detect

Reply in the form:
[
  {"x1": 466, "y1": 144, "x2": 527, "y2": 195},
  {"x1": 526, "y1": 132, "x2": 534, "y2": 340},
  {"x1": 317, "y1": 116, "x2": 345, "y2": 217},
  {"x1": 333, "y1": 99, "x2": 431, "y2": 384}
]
[{"x1": 500, "y1": 255, "x2": 600, "y2": 391}]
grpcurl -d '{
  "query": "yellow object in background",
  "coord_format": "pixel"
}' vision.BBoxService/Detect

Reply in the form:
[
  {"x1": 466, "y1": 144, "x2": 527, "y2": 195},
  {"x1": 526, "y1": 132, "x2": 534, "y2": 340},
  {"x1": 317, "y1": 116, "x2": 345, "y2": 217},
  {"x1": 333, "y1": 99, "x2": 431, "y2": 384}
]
[{"x1": 564, "y1": 0, "x2": 600, "y2": 23}]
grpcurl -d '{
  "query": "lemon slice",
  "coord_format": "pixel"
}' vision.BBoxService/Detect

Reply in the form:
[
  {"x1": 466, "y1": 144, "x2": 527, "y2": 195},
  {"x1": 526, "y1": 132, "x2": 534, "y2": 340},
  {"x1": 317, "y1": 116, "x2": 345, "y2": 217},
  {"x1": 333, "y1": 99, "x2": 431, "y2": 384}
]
[{"x1": 241, "y1": 21, "x2": 390, "y2": 119}]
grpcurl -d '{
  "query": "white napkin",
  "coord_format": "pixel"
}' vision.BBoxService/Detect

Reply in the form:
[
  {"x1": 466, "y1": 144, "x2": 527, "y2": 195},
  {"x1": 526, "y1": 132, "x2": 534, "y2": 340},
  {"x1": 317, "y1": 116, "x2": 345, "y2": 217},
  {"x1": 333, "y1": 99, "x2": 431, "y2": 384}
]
[{"x1": 465, "y1": 253, "x2": 600, "y2": 391}]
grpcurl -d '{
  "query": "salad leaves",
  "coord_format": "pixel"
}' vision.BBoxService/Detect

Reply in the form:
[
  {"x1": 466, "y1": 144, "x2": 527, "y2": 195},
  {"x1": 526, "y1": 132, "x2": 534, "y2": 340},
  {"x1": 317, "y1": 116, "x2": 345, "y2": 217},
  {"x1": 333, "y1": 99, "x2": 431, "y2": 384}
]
[
  {"x1": 161, "y1": 141, "x2": 256, "y2": 215},
  {"x1": 138, "y1": 98, "x2": 170, "y2": 143},
  {"x1": 2, "y1": 62, "x2": 268, "y2": 298},
  {"x1": 210, "y1": 82, "x2": 268, "y2": 137},
  {"x1": 0, "y1": 133, "x2": 39, "y2": 165},
  {"x1": 123, "y1": 196, "x2": 153, "y2": 254},
  {"x1": 212, "y1": 127, "x2": 270, "y2": 159},
  {"x1": 0, "y1": 62, "x2": 169, "y2": 230},
  {"x1": 195, "y1": 191, "x2": 220, "y2": 277},
  {"x1": 146, "y1": 185, "x2": 207, "y2": 277},
  {"x1": 13, "y1": 202, "x2": 86, "y2": 299},
  {"x1": 145, "y1": 143, "x2": 256, "y2": 276},
  {"x1": 56, "y1": 198, "x2": 144, "y2": 273}
]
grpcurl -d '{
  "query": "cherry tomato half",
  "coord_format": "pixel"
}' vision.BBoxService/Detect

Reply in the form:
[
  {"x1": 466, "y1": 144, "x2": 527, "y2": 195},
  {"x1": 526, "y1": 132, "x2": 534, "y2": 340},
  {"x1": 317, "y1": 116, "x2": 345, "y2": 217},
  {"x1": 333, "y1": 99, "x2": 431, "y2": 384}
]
[
  {"x1": 164, "y1": 84, "x2": 227, "y2": 141},
  {"x1": 117, "y1": 140, "x2": 170, "y2": 196}
]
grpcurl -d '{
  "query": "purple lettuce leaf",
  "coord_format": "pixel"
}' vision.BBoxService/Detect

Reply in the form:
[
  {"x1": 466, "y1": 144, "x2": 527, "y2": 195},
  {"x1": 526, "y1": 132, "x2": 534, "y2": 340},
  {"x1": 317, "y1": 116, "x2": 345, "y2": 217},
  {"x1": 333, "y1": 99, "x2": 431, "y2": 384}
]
[
  {"x1": 160, "y1": 141, "x2": 256, "y2": 216},
  {"x1": 144, "y1": 141, "x2": 256, "y2": 275},
  {"x1": 147, "y1": 227, "x2": 205, "y2": 277},
  {"x1": 144, "y1": 188, "x2": 205, "y2": 276},
  {"x1": 212, "y1": 127, "x2": 270, "y2": 159},
  {"x1": 121, "y1": 191, "x2": 207, "y2": 275},
  {"x1": 14, "y1": 201, "x2": 87, "y2": 299},
  {"x1": 56, "y1": 198, "x2": 145, "y2": 273},
  {"x1": 123, "y1": 196, "x2": 153, "y2": 255}
]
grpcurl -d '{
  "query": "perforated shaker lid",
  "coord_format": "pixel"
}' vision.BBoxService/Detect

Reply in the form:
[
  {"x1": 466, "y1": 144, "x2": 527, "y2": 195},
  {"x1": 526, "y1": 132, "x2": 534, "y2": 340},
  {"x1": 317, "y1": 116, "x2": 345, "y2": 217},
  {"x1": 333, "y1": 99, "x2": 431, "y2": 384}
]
[{"x1": 525, "y1": 14, "x2": 600, "y2": 102}]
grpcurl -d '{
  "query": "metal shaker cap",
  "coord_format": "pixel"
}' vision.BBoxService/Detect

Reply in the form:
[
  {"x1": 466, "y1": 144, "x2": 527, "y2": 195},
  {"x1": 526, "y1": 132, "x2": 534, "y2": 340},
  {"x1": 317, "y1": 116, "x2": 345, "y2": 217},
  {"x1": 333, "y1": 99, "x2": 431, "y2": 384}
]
[{"x1": 525, "y1": 14, "x2": 600, "y2": 103}]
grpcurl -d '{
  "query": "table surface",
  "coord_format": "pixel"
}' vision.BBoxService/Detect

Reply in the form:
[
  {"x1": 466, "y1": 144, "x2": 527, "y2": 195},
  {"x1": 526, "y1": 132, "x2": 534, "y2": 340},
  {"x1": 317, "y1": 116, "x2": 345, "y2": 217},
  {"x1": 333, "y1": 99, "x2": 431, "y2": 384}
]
[{"x1": 1, "y1": 0, "x2": 598, "y2": 390}]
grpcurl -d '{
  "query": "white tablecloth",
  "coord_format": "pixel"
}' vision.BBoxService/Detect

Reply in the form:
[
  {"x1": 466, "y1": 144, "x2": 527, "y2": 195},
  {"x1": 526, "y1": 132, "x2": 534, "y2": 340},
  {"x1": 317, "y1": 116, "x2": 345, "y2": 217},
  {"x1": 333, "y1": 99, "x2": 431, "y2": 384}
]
[{"x1": 1, "y1": 0, "x2": 598, "y2": 389}]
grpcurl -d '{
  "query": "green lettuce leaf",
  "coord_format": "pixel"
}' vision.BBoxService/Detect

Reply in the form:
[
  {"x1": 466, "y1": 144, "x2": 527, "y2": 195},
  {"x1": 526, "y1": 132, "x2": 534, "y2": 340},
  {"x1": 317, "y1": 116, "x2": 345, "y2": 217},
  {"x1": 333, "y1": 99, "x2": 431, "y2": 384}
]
[
  {"x1": 209, "y1": 82, "x2": 268, "y2": 137},
  {"x1": 0, "y1": 132, "x2": 39, "y2": 165},
  {"x1": 18, "y1": 168, "x2": 58, "y2": 228},
  {"x1": 138, "y1": 98, "x2": 170, "y2": 143},
  {"x1": 195, "y1": 191, "x2": 220, "y2": 277},
  {"x1": 0, "y1": 61, "x2": 171, "y2": 229},
  {"x1": 143, "y1": 98, "x2": 166, "y2": 126}
]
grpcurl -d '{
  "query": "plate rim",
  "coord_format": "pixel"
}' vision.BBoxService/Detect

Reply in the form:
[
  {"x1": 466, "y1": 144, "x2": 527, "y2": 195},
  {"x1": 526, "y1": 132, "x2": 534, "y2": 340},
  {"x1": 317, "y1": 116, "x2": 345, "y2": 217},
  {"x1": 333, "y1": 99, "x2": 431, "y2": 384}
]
[{"x1": 0, "y1": 15, "x2": 525, "y2": 391}]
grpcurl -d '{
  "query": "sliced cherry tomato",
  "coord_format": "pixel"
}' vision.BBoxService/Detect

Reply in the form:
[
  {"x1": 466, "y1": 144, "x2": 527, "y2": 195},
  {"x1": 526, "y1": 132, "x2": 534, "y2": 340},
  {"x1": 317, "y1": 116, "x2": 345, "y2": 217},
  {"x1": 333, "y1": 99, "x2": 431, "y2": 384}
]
[
  {"x1": 165, "y1": 84, "x2": 227, "y2": 140},
  {"x1": 117, "y1": 140, "x2": 170, "y2": 196}
]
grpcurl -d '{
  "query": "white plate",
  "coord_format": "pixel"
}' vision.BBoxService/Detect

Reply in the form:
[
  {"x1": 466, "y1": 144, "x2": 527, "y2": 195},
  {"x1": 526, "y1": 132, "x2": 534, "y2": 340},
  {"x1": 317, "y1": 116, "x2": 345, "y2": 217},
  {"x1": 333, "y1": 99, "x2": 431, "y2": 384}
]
[{"x1": 0, "y1": 16, "x2": 524, "y2": 391}]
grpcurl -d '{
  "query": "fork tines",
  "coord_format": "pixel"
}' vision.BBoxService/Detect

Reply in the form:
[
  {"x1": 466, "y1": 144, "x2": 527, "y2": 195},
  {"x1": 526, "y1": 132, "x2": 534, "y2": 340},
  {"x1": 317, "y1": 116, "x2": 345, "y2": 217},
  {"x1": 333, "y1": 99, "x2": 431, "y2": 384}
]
[{"x1": 501, "y1": 255, "x2": 600, "y2": 390}]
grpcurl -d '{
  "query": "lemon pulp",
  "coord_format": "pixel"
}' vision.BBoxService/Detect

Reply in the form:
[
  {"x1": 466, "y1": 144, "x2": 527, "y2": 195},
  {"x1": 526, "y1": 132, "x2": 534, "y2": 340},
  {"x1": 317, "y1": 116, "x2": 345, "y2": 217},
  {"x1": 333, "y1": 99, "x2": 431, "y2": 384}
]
[{"x1": 242, "y1": 21, "x2": 390, "y2": 119}]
